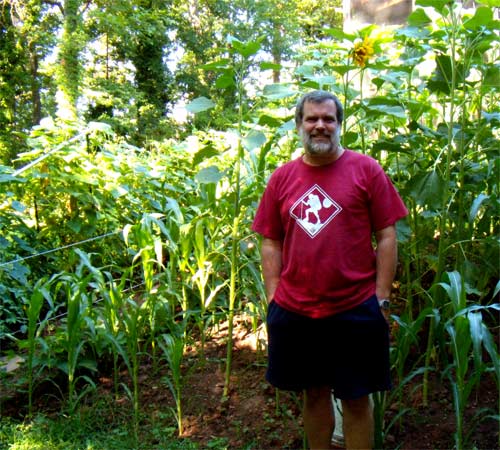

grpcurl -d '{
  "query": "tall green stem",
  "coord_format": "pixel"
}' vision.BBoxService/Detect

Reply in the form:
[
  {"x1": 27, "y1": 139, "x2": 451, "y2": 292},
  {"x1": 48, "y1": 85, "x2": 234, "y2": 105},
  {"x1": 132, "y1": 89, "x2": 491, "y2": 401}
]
[
  {"x1": 436, "y1": 6, "x2": 458, "y2": 283},
  {"x1": 424, "y1": 5, "x2": 459, "y2": 406},
  {"x1": 223, "y1": 58, "x2": 245, "y2": 399}
]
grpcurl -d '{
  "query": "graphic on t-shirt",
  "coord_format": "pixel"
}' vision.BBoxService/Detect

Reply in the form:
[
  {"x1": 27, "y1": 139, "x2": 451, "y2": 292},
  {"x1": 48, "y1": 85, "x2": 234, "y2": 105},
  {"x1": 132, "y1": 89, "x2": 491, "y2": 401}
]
[{"x1": 289, "y1": 184, "x2": 342, "y2": 238}]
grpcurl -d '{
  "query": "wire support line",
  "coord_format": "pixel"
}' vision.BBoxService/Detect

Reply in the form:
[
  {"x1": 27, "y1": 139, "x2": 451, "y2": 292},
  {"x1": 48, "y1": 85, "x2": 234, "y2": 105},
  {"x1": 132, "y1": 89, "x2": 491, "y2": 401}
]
[
  {"x1": 12, "y1": 133, "x2": 86, "y2": 177},
  {"x1": 0, "y1": 230, "x2": 122, "y2": 269}
]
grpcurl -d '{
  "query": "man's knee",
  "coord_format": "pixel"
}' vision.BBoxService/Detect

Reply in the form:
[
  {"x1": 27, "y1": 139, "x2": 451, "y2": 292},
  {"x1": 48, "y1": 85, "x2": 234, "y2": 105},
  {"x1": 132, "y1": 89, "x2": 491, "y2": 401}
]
[
  {"x1": 304, "y1": 386, "x2": 332, "y2": 407},
  {"x1": 341, "y1": 395, "x2": 372, "y2": 416}
]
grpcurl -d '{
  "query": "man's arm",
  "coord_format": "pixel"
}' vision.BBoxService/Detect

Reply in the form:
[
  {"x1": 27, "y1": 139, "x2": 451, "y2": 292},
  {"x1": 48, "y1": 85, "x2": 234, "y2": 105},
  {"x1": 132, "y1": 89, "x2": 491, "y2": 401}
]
[
  {"x1": 375, "y1": 225, "x2": 398, "y2": 308},
  {"x1": 261, "y1": 238, "x2": 283, "y2": 303}
]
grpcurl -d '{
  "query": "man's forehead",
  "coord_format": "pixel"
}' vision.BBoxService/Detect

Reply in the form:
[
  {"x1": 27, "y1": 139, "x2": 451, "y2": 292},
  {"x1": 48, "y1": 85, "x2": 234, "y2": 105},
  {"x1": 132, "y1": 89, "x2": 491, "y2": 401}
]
[{"x1": 303, "y1": 99, "x2": 337, "y2": 114}]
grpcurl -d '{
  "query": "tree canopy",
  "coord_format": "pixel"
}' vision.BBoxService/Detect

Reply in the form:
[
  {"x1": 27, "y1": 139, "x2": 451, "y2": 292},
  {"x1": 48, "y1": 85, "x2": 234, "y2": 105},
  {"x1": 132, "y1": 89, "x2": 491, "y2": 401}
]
[{"x1": 0, "y1": 0, "x2": 343, "y2": 156}]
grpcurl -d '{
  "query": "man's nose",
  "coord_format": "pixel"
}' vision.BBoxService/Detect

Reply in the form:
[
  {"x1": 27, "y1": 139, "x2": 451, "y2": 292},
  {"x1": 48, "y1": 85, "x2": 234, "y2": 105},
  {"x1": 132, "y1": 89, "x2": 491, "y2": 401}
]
[{"x1": 315, "y1": 119, "x2": 326, "y2": 129}]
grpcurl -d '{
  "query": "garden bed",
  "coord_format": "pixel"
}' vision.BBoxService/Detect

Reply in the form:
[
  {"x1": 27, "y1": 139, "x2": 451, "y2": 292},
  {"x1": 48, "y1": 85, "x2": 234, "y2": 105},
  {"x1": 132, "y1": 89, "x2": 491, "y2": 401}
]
[{"x1": 1, "y1": 315, "x2": 498, "y2": 449}]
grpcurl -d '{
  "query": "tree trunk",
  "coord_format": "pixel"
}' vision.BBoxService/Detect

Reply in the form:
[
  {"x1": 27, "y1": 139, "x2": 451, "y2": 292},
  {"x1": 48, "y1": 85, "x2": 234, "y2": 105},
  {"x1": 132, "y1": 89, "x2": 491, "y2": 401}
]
[
  {"x1": 29, "y1": 42, "x2": 42, "y2": 125},
  {"x1": 57, "y1": 0, "x2": 82, "y2": 121},
  {"x1": 271, "y1": 26, "x2": 282, "y2": 83},
  {"x1": 272, "y1": 48, "x2": 281, "y2": 83}
]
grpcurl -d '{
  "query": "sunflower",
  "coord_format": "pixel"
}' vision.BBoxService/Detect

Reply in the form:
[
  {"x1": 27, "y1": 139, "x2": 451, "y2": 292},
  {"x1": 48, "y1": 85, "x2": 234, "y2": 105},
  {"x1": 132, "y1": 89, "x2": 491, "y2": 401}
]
[{"x1": 352, "y1": 37, "x2": 375, "y2": 68}]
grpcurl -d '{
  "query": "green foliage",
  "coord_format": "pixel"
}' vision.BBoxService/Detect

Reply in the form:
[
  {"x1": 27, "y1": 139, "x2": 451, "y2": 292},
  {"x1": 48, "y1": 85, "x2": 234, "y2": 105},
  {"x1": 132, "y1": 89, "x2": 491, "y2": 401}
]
[
  {"x1": 0, "y1": 408, "x2": 201, "y2": 449},
  {"x1": 440, "y1": 271, "x2": 500, "y2": 449},
  {"x1": 0, "y1": 3, "x2": 499, "y2": 449},
  {"x1": 56, "y1": 0, "x2": 85, "y2": 120},
  {"x1": 160, "y1": 321, "x2": 187, "y2": 436},
  {"x1": 21, "y1": 277, "x2": 54, "y2": 417}
]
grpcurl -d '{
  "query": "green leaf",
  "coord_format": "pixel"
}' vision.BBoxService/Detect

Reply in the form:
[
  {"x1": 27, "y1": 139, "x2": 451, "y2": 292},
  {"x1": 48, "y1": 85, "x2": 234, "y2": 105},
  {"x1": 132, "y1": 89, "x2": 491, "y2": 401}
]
[
  {"x1": 123, "y1": 224, "x2": 133, "y2": 246},
  {"x1": 201, "y1": 59, "x2": 231, "y2": 70},
  {"x1": 109, "y1": 185, "x2": 129, "y2": 198},
  {"x1": 0, "y1": 174, "x2": 24, "y2": 183},
  {"x1": 366, "y1": 104, "x2": 406, "y2": 119},
  {"x1": 258, "y1": 114, "x2": 282, "y2": 128},
  {"x1": 28, "y1": 289, "x2": 45, "y2": 328},
  {"x1": 439, "y1": 271, "x2": 466, "y2": 312},
  {"x1": 477, "y1": 0, "x2": 500, "y2": 6},
  {"x1": 8, "y1": 262, "x2": 30, "y2": 284},
  {"x1": 262, "y1": 84, "x2": 297, "y2": 100},
  {"x1": 193, "y1": 144, "x2": 219, "y2": 166},
  {"x1": 0, "y1": 236, "x2": 9, "y2": 249},
  {"x1": 415, "y1": 0, "x2": 450, "y2": 14},
  {"x1": 260, "y1": 62, "x2": 281, "y2": 71},
  {"x1": 395, "y1": 26, "x2": 430, "y2": 40},
  {"x1": 227, "y1": 36, "x2": 261, "y2": 58},
  {"x1": 242, "y1": 131, "x2": 267, "y2": 151},
  {"x1": 372, "y1": 72, "x2": 407, "y2": 89},
  {"x1": 67, "y1": 218, "x2": 82, "y2": 233},
  {"x1": 409, "y1": 169, "x2": 446, "y2": 209},
  {"x1": 78, "y1": 359, "x2": 98, "y2": 372},
  {"x1": 165, "y1": 197, "x2": 183, "y2": 222},
  {"x1": 195, "y1": 166, "x2": 223, "y2": 184},
  {"x1": 468, "y1": 311, "x2": 484, "y2": 372},
  {"x1": 87, "y1": 121, "x2": 114, "y2": 135},
  {"x1": 464, "y1": 6, "x2": 494, "y2": 30},
  {"x1": 278, "y1": 119, "x2": 296, "y2": 133},
  {"x1": 469, "y1": 193, "x2": 489, "y2": 222},
  {"x1": 304, "y1": 75, "x2": 337, "y2": 88},
  {"x1": 482, "y1": 65, "x2": 500, "y2": 90},
  {"x1": 407, "y1": 9, "x2": 432, "y2": 26},
  {"x1": 295, "y1": 60, "x2": 324, "y2": 77},
  {"x1": 427, "y1": 54, "x2": 467, "y2": 95},
  {"x1": 194, "y1": 220, "x2": 205, "y2": 261},
  {"x1": 324, "y1": 28, "x2": 356, "y2": 41},
  {"x1": 186, "y1": 97, "x2": 215, "y2": 114},
  {"x1": 493, "y1": 280, "x2": 500, "y2": 299},
  {"x1": 215, "y1": 73, "x2": 235, "y2": 89},
  {"x1": 10, "y1": 201, "x2": 26, "y2": 212},
  {"x1": 329, "y1": 64, "x2": 357, "y2": 76}
]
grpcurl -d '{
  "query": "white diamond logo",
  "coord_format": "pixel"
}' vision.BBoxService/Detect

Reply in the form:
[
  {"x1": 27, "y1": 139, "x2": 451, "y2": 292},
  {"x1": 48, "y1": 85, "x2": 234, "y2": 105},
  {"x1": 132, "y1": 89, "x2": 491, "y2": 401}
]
[{"x1": 289, "y1": 184, "x2": 342, "y2": 238}]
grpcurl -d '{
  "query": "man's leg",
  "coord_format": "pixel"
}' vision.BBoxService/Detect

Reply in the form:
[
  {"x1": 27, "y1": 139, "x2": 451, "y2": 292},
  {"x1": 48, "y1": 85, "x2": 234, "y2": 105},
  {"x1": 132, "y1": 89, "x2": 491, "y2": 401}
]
[
  {"x1": 304, "y1": 386, "x2": 334, "y2": 449},
  {"x1": 341, "y1": 395, "x2": 373, "y2": 449}
]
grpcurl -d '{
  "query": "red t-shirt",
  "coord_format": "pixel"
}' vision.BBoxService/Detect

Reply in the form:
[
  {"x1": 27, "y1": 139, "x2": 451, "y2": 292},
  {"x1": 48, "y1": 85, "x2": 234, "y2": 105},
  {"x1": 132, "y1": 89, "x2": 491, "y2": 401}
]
[{"x1": 252, "y1": 150, "x2": 408, "y2": 318}]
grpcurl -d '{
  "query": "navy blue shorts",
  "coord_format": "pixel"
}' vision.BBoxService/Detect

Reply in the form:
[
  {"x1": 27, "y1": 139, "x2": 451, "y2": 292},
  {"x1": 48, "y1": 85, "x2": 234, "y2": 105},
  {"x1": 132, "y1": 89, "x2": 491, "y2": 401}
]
[{"x1": 266, "y1": 295, "x2": 391, "y2": 399}]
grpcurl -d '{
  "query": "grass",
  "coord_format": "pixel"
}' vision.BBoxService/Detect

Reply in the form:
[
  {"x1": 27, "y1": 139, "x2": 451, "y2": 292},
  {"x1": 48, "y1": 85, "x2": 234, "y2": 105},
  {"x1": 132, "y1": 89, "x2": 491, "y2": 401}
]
[{"x1": 0, "y1": 395, "x2": 200, "y2": 450}]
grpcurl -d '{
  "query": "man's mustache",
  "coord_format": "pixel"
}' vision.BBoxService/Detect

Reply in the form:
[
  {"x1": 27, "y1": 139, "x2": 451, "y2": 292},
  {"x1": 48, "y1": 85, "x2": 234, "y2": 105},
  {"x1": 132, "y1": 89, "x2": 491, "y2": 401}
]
[{"x1": 310, "y1": 132, "x2": 332, "y2": 137}]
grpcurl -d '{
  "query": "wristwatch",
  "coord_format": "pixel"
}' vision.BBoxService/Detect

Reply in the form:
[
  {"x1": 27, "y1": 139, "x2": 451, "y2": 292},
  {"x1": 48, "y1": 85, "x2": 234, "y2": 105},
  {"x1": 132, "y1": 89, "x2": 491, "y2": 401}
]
[{"x1": 378, "y1": 298, "x2": 391, "y2": 311}]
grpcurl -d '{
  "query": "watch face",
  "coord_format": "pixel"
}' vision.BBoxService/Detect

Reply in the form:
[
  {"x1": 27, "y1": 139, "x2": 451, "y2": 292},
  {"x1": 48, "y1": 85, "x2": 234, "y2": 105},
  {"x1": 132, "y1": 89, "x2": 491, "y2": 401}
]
[{"x1": 379, "y1": 300, "x2": 390, "y2": 311}]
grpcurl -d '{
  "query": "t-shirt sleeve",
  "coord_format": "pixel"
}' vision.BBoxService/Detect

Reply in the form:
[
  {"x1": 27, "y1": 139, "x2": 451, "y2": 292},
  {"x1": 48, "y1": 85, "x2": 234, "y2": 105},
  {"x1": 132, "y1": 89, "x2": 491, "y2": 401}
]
[
  {"x1": 251, "y1": 176, "x2": 285, "y2": 240},
  {"x1": 369, "y1": 167, "x2": 408, "y2": 231}
]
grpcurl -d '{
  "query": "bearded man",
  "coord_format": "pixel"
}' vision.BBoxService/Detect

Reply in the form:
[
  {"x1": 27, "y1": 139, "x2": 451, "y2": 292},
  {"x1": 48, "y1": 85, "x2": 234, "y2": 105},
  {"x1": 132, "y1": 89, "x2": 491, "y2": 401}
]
[{"x1": 252, "y1": 90, "x2": 408, "y2": 449}]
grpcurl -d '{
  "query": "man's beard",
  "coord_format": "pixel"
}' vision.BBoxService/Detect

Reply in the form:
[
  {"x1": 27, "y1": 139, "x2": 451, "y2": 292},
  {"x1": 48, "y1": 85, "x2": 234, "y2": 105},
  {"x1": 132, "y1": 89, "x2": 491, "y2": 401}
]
[{"x1": 299, "y1": 128, "x2": 341, "y2": 155}]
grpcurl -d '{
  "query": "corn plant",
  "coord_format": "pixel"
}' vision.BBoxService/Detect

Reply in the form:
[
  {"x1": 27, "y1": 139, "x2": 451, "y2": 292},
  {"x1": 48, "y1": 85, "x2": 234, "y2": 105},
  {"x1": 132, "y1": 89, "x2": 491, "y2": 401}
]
[
  {"x1": 222, "y1": 37, "x2": 262, "y2": 398},
  {"x1": 50, "y1": 272, "x2": 97, "y2": 414},
  {"x1": 394, "y1": 1, "x2": 500, "y2": 405},
  {"x1": 19, "y1": 278, "x2": 54, "y2": 417},
  {"x1": 95, "y1": 270, "x2": 129, "y2": 399},
  {"x1": 390, "y1": 305, "x2": 436, "y2": 421},
  {"x1": 440, "y1": 271, "x2": 500, "y2": 449},
  {"x1": 159, "y1": 317, "x2": 187, "y2": 436},
  {"x1": 185, "y1": 216, "x2": 227, "y2": 358},
  {"x1": 120, "y1": 296, "x2": 145, "y2": 445},
  {"x1": 123, "y1": 213, "x2": 172, "y2": 371},
  {"x1": 373, "y1": 366, "x2": 428, "y2": 449},
  {"x1": 191, "y1": 36, "x2": 265, "y2": 397}
]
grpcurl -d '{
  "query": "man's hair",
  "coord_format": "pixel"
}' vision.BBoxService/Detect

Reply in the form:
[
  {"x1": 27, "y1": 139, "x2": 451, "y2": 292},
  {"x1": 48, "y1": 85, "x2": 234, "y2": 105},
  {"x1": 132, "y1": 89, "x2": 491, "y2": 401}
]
[{"x1": 294, "y1": 90, "x2": 344, "y2": 128}]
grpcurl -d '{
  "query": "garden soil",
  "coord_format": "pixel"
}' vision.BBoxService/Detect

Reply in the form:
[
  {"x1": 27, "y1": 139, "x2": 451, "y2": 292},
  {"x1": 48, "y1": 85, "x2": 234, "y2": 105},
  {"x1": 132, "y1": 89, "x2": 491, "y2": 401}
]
[
  {"x1": 162, "y1": 316, "x2": 499, "y2": 449},
  {"x1": 1, "y1": 314, "x2": 498, "y2": 449}
]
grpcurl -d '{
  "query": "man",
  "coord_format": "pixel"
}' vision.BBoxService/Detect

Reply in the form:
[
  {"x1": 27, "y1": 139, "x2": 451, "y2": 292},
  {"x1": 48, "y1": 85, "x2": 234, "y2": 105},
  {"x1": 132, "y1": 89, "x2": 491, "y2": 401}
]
[{"x1": 252, "y1": 90, "x2": 408, "y2": 449}]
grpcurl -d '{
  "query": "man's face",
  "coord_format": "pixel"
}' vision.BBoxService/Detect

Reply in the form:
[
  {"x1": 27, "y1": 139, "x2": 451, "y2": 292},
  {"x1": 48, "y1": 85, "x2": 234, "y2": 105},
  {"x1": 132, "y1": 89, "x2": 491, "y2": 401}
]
[{"x1": 298, "y1": 100, "x2": 341, "y2": 156}]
